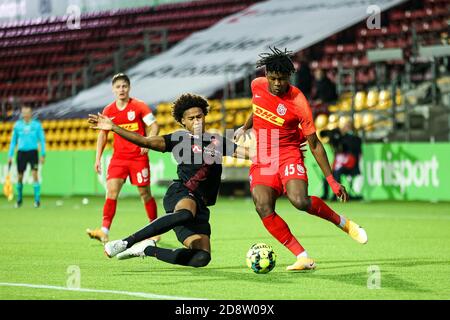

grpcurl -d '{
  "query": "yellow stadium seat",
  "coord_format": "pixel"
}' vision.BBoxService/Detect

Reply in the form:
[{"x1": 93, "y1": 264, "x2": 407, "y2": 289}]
[
  {"x1": 4, "y1": 122, "x2": 13, "y2": 131},
  {"x1": 235, "y1": 98, "x2": 252, "y2": 110},
  {"x1": 224, "y1": 99, "x2": 240, "y2": 111},
  {"x1": 86, "y1": 130, "x2": 97, "y2": 141},
  {"x1": 366, "y1": 90, "x2": 379, "y2": 109},
  {"x1": 67, "y1": 141, "x2": 76, "y2": 150},
  {"x1": 223, "y1": 156, "x2": 236, "y2": 167},
  {"x1": 327, "y1": 104, "x2": 339, "y2": 112},
  {"x1": 377, "y1": 90, "x2": 392, "y2": 110},
  {"x1": 56, "y1": 120, "x2": 65, "y2": 130},
  {"x1": 208, "y1": 100, "x2": 222, "y2": 111},
  {"x1": 354, "y1": 91, "x2": 367, "y2": 111},
  {"x1": 395, "y1": 90, "x2": 403, "y2": 105},
  {"x1": 48, "y1": 120, "x2": 57, "y2": 130},
  {"x1": 71, "y1": 119, "x2": 82, "y2": 129},
  {"x1": 362, "y1": 113, "x2": 375, "y2": 131},
  {"x1": 42, "y1": 120, "x2": 50, "y2": 130},
  {"x1": 354, "y1": 113, "x2": 363, "y2": 130},
  {"x1": 235, "y1": 112, "x2": 246, "y2": 126},
  {"x1": 327, "y1": 114, "x2": 339, "y2": 129},
  {"x1": 225, "y1": 112, "x2": 234, "y2": 124},
  {"x1": 65, "y1": 119, "x2": 75, "y2": 129},
  {"x1": 314, "y1": 114, "x2": 328, "y2": 130},
  {"x1": 340, "y1": 99, "x2": 352, "y2": 111},
  {"x1": 339, "y1": 116, "x2": 352, "y2": 130},
  {"x1": 69, "y1": 129, "x2": 80, "y2": 142}
]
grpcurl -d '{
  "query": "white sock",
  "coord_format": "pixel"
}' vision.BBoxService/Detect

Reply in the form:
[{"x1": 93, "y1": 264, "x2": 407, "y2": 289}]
[
  {"x1": 297, "y1": 251, "x2": 308, "y2": 259},
  {"x1": 338, "y1": 216, "x2": 347, "y2": 229},
  {"x1": 101, "y1": 227, "x2": 109, "y2": 234}
]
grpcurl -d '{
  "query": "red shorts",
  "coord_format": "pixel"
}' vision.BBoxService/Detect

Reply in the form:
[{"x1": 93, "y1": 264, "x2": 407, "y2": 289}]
[
  {"x1": 249, "y1": 151, "x2": 308, "y2": 196},
  {"x1": 107, "y1": 157, "x2": 151, "y2": 187}
]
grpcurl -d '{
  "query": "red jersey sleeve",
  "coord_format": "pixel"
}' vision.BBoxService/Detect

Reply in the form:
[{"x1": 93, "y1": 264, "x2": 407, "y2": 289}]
[
  {"x1": 293, "y1": 90, "x2": 316, "y2": 136},
  {"x1": 136, "y1": 99, "x2": 155, "y2": 126}
]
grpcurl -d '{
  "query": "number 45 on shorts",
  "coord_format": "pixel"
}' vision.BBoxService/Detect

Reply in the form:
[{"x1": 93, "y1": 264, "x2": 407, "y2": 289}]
[{"x1": 284, "y1": 163, "x2": 305, "y2": 177}]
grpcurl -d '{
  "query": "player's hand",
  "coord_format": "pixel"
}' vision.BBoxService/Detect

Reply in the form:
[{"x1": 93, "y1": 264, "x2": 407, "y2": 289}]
[
  {"x1": 234, "y1": 126, "x2": 247, "y2": 142},
  {"x1": 140, "y1": 148, "x2": 149, "y2": 155},
  {"x1": 193, "y1": 121, "x2": 203, "y2": 137},
  {"x1": 88, "y1": 113, "x2": 113, "y2": 131},
  {"x1": 94, "y1": 160, "x2": 101, "y2": 174},
  {"x1": 40, "y1": 156, "x2": 45, "y2": 165},
  {"x1": 326, "y1": 175, "x2": 349, "y2": 202}
]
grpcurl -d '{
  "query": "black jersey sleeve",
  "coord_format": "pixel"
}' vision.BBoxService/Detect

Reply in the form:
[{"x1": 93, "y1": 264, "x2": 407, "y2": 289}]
[{"x1": 163, "y1": 133, "x2": 175, "y2": 153}]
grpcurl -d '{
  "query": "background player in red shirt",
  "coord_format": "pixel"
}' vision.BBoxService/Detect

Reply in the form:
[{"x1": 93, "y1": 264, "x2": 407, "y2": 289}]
[
  {"x1": 235, "y1": 48, "x2": 367, "y2": 270},
  {"x1": 86, "y1": 73, "x2": 159, "y2": 243}
]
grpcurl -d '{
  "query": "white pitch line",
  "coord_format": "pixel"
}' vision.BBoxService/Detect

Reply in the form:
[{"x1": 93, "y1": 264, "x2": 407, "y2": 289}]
[{"x1": 0, "y1": 282, "x2": 206, "y2": 300}]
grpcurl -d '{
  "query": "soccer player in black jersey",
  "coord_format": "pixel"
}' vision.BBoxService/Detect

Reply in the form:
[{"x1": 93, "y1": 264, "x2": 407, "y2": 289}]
[{"x1": 88, "y1": 94, "x2": 249, "y2": 268}]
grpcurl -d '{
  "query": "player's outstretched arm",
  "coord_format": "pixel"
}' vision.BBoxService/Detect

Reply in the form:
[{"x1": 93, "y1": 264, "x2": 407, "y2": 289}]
[
  {"x1": 306, "y1": 133, "x2": 349, "y2": 202},
  {"x1": 88, "y1": 114, "x2": 166, "y2": 152}
]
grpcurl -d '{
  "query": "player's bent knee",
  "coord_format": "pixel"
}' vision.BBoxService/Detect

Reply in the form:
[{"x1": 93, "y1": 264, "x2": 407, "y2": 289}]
[
  {"x1": 255, "y1": 203, "x2": 274, "y2": 217},
  {"x1": 189, "y1": 250, "x2": 211, "y2": 268},
  {"x1": 290, "y1": 197, "x2": 309, "y2": 211}
]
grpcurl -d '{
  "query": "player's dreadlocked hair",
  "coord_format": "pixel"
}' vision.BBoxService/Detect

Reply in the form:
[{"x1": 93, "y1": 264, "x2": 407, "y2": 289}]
[
  {"x1": 256, "y1": 47, "x2": 295, "y2": 75},
  {"x1": 172, "y1": 93, "x2": 209, "y2": 124}
]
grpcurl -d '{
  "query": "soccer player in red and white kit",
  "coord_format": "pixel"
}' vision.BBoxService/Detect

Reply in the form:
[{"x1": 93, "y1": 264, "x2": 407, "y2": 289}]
[
  {"x1": 235, "y1": 48, "x2": 367, "y2": 270},
  {"x1": 86, "y1": 73, "x2": 159, "y2": 243}
]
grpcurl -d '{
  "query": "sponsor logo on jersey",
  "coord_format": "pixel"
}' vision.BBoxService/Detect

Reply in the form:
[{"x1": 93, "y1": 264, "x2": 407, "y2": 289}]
[
  {"x1": 253, "y1": 104, "x2": 285, "y2": 127},
  {"x1": 277, "y1": 103, "x2": 287, "y2": 116},
  {"x1": 118, "y1": 122, "x2": 139, "y2": 131},
  {"x1": 127, "y1": 110, "x2": 136, "y2": 121}
]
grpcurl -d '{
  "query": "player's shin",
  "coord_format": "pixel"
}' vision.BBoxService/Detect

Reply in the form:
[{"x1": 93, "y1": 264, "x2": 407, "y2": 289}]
[
  {"x1": 16, "y1": 183, "x2": 23, "y2": 202},
  {"x1": 102, "y1": 198, "x2": 117, "y2": 232},
  {"x1": 144, "y1": 197, "x2": 158, "y2": 221},
  {"x1": 123, "y1": 209, "x2": 194, "y2": 248},
  {"x1": 144, "y1": 246, "x2": 210, "y2": 267},
  {"x1": 306, "y1": 196, "x2": 342, "y2": 226},
  {"x1": 262, "y1": 212, "x2": 305, "y2": 256},
  {"x1": 33, "y1": 182, "x2": 40, "y2": 203}
]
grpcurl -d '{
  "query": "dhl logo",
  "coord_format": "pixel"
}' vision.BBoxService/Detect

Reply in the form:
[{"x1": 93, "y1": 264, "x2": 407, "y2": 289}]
[
  {"x1": 118, "y1": 122, "x2": 139, "y2": 131},
  {"x1": 253, "y1": 104, "x2": 285, "y2": 127}
]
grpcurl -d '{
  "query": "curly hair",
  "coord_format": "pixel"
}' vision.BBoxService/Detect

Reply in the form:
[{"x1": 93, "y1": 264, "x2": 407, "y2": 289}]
[
  {"x1": 256, "y1": 47, "x2": 295, "y2": 75},
  {"x1": 172, "y1": 93, "x2": 209, "y2": 124}
]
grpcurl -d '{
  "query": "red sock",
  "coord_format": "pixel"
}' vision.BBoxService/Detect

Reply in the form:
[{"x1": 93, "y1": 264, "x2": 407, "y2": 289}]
[
  {"x1": 307, "y1": 196, "x2": 341, "y2": 225},
  {"x1": 145, "y1": 197, "x2": 158, "y2": 222},
  {"x1": 262, "y1": 212, "x2": 305, "y2": 256},
  {"x1": 102, "y1": 198, "x2": 117, "y2": 229}
]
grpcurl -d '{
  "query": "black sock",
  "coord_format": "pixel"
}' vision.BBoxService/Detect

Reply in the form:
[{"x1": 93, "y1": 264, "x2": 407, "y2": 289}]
[
  {"x1": 144, "y1": 246, "x2": 211, "y2": 268},
  {"x1": 123, "y1": 209, "x2": 194, "y2": 248}
]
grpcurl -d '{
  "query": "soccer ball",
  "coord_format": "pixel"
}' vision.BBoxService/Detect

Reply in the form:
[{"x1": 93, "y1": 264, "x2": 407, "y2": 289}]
[{"x1": 246, "y1": 243, "x2": 276, "y2": 274}]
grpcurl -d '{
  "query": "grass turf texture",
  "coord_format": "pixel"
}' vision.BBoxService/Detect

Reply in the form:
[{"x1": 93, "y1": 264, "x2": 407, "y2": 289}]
[{"x1": 1, "y1": 196, "x2": 449, "y2": 300}]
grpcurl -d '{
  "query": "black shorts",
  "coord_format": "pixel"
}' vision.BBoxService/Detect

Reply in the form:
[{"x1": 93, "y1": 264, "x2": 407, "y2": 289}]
[
  {"x1": 163, "y1": 181, "x2": 211, "y2": 244},
  {"x1": 17, "y1": 150, "x2": 39, "y2": 174}
]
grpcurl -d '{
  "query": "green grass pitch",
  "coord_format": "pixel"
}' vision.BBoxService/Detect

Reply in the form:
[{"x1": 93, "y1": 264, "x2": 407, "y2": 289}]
[{"x1": 1, "y1": 196, "x2": 449, "y2": 300}]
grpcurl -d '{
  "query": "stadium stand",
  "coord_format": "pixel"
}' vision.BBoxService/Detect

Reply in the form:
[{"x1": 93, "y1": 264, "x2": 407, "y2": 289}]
[
  {"x1": 1, "y1": 0, "x2": 449, "y2": 150},
  {"x1": 0, "y1": 0, "x2": 263, "y2": 110}
]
